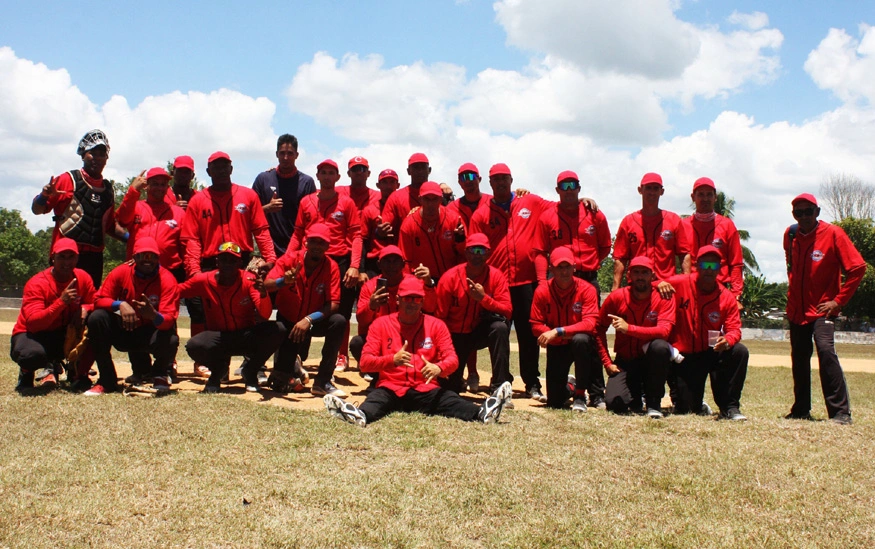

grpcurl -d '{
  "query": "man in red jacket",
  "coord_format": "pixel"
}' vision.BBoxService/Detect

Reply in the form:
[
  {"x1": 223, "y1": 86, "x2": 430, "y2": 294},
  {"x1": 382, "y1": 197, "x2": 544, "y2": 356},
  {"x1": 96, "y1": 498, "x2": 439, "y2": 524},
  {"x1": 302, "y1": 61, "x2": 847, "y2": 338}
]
[
  {"x1": 598, "y1": 256, "x2": 676, "y2": 418},
  {"x1": 378, "y1": 152, "x2": 432, "y2": 244},
  {"x1": 783, "y1": 193, "x2": 866, "y2": 425},
  {"x1": 531, "y1": 247, "x2": 601, "y2": 410},
  {"x1": 360, "y1": 168, "x2": 401, "y2": 277},
  {"x1": 11, "y1": 238, "x2": 96, "y2": 393},
  {"x1": 323, "y1": 277, "x2": 512, "y2": 426},
  {"x1": 658, "y1": 246, "x2": 748, "y2": 420},
  {"x1": 399, "y1": 181, "x2": 466, "y2": 280},
  {"x1": 436, "y1": 233, "x2": 512, "y2": 394},
  {"x1": 166, "y1": 155, "x2": 197, "y2": 209},
  {"x1": 85, "y1": 237, "x2": 180, "y2": 395}
]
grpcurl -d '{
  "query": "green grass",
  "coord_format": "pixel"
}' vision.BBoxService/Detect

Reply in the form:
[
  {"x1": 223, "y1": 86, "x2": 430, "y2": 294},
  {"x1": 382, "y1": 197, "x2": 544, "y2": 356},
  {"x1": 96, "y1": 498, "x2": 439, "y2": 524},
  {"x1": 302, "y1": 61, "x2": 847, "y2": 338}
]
[{"x1": 2, "y1": 335, "x2": 875, "y2": 548}]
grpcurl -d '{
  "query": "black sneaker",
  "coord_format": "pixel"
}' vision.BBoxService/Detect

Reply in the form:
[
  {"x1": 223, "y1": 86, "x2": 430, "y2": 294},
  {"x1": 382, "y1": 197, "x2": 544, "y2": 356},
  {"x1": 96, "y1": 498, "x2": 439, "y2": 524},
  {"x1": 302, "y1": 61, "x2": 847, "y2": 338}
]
[
  {"x1": 784, "y1": 411, "x2": 814, "y2": 421},
  {"x1": 15, "y1": 370, "x2": 35, "y2": 393},
  {"x1": 720, "y1": 408, "x2": 747, "y2": 421},
  {"x1": 830, "y1": 413, "x2": 852, "y2": 425},
  {"x1": 589, "y1": 398, "x2": 607, "y2": 410},
  {"x1": 698, "y1": 403, "x2": 714, "y2": 417}
]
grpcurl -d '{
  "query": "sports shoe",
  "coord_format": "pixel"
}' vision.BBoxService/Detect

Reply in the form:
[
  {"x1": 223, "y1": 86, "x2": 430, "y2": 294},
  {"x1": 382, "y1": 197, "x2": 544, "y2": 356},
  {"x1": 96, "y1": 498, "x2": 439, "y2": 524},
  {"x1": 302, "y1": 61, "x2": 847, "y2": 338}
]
[
  {"x1": 646, "y1": 408, "x2": 664, "y2": 419},
  {"x1": 257, "y1": 369, "x2": 269, "y2": 385},
  {"x1": 362, "y1": 373, "x2": 374, "y2": 382},
  {"x1": 830, "y1": 413, "x2": 852, "y2": 425},
  {"x1": 311, "y1": 382, "x2": 347, "y2": 398},
  {"x1": 527, "y1": 387, "x2": 547, "y2": 403},
  {"x1": 566, "y1": 375, "x2": 577, "y2": 400},
  {"x1": 34, "y1": 368, "x2": 53, "y2": 381},
  {"x1": 124, "y1": 374, "x2": 143, "y2": 385},
  {"x1": 153, "y1": 376, "x2": 171, "y2": 392},
  {"x1": 324, "y1": 394, "x2": 367, "y2": 427},
  {"x1": 467, "y1": 376, "x2": 480, "y2": 393},
  {"x1": 589, "y1": 398, "x2": 607, "y2": 410},
  {"x1": 335, "y1": 354, "x2": 349, "y2": 372},
  {"x1": 39, "y1": 373, "x2": 58, "y2": 390},
  {"x1": 698, "y1": 403, "x2": 714, "y2": 417},
  {"x1": 84, "y1": 384, "x2": 107, "y2": 396},
  {"x1": 69, "y1": 376, "x2": 92, "y2": 392},
  {"x1": 194, "y1": 363, "x2": 211, "y2": 378},
  {"x1": 784, "y1": 411, "x2": 814, "y2": 421},
  {"x1": 480, "y1": 382, "x2": 513, "y2": 424},
  {"x1": 720, "y1": 408, "x2": 747, "y2": 421},
  {"x1": 169, "y1": 361, "x2": 179, "y2": 384},
  {"x1": 572, "y1": 398, "x2": 588, "y2": 413},
  {"x1": 202, "y1": 384, "x2": 220, "y2": 394},
  {"x1": 295, "y1": 356, "x2": 309, "y2": 384}
]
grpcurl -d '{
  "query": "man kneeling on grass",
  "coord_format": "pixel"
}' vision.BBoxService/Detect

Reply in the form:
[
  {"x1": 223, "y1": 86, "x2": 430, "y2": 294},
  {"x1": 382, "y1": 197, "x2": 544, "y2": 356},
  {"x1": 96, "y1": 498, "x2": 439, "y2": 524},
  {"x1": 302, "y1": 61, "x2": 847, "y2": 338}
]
[{"x1": 324, "y1": 277, "x2": 512, "y2": 426}]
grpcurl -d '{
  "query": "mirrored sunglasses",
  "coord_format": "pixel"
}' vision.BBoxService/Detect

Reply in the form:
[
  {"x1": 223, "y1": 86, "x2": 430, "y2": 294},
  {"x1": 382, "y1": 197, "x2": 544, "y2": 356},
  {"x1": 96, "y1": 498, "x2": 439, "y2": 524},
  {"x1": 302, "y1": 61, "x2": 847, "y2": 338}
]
[{"x1": 558, "y1": 180, "x2": 580, "y2": 191}]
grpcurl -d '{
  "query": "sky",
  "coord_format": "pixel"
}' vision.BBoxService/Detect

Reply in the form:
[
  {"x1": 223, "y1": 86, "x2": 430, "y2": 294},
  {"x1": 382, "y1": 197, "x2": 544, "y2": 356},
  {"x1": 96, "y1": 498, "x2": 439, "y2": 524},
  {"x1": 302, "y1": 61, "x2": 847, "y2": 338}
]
[{"x1": 2, "y1": 0, "x2": 874, "y2": 282}]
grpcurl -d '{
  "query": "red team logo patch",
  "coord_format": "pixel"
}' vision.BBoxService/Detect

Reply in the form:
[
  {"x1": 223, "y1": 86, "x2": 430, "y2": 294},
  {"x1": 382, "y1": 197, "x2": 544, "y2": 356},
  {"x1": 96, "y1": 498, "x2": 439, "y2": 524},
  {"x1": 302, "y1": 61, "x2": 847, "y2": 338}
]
[
  {"x1": 572, "y1": 302, "x2": 583, "y2": 314},
  {"x1": 708, "y1": 311, "x2": 721, "y2": 324},
  {"x1": 420, "y1": 337, "x2": 434, "y2": 350},
  {"x1": 331, "y1": 211, "x2": 344, "y2": 221},
  {"x1": 712, "y1": 238, "x2": 724, "y2": 248},
  {"x1": 646, "y1": 311, "x2": 659, "y2": 322},
  {"x1": 811, "y1": 250, "x2": 824, "y2": 262},
  {"x1": 165, "y1": 219, "x2": 178, "y2": 228},
  {"x1": 442, "y1": 230, "x2": 453, "y2": 241},
  {"x1": 661, "y1": 230, "x2": 674, "y2": 241},
  {"x1": 518, "y1": 208, "x2": 532, "y2": 219},
  {"x1": 235, "y1": 203, "x2": 248, "y2": 214},
  {"x1": 585, "y1": 225, "x2": 596, "y2": 235}
]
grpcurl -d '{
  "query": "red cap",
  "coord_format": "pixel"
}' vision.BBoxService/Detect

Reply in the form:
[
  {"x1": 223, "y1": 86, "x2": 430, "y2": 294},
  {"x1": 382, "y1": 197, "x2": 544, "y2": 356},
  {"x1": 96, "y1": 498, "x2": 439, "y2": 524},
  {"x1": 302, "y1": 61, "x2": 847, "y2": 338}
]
[
  {"x1": 466, "y1": 233, "x2": 491, "y2": 250},
  {"x1": 550, "y1": 246, "x2": 575, "y2": 267},
  {"x1": 419, "y1": 181, "x2": 443, "y2": 198},
  {"x1": 557, "y1": 170, "x2": 579, "y2": 184},
  {"x1": 378, "y1": 168, "x2": 398, "y2": 181},
  {"x1": 174, "y1": 155, "x2": 195, "y2": 171},
  {"x1": 792, "y1": 193, "x2": 818, "y2": 207},
  {"x1": 52, "y1": 237, "x2": 79, "y2": 255},
  {"x1": 348, "y1": 156, "x2": 369, "y2": 169},
  {"x1": 458, "y1": 163, "x2": 479, "y2": 176},
  {"x1": 208, "y1": 151, "x2": 231, "y2": 164},
  {"x1": 133, "y1": 236, "x2": 160, "y2": 256},
  {"x1": 628, "y1": 256, "x2": 655, "y2": 271},
  {"x1": 146, "y1": 167, "x2": 171, "y2": 181},
  {"x1": 317, "y1": 159, "x2": 339, "y2": 172},
  {"x1": 306, "y1": 223, "x2": 331, "y2": 243},
  {"x1": 217, "y1": 242, "x2": 242, "y2": 257},
  {"x1": 397, "y1": 277, "x2": 425, "y2": 297},
  {"x1": 408, "y1": 152, "x2": 429, "y2": 166},
  {"x1": 693, "y1": 177, "x2": 715, "y2": 191},
  {"x1": 640, "y1": 172, "x2": 663, "y2": 187},
  {"x1": 379, "y1": 245, "x2": 404, "y2": 261},
  {"x1": 489, "y1": 163, "x2": 512, "y2": 177},
  {"x1": 697, "y1": 245, "x2": 722, "y2": 261}
]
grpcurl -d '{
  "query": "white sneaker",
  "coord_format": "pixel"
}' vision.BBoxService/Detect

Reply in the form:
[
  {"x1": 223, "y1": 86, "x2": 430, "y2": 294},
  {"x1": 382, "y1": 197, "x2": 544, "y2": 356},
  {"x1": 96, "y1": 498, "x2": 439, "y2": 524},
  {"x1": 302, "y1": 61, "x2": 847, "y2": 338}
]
[
  {"x1": 572, "y1": 398, "x2": 588, "y2": 413},
  {"x1": 324, "y1": 394, "x2": 366, "y2": 426},
  {"x1": 646, "y1": 408, "x2": 664, "y2": 419},
  {"x1": 480, "y1": 382, "x2": 512, "y2": 424}
]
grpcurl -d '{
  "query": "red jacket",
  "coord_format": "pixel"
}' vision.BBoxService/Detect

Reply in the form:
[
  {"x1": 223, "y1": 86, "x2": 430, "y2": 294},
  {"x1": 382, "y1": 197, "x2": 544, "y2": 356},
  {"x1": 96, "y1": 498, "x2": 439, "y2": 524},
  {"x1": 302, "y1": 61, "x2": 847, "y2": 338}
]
[
  {"x1": 337, "y1": 185, "x2": 380, "y2": 211},
  {"x1": 94, "y1": 264, "x2": 180, "y2": 331},
  {"x1": 289, "y1": 193, "x2": 363, "y2": 264},
  {"x1": 665, "y1": 273, "x2": 741, "y2": 354},
  {"x1": 357, "y1": 274, "x2": 437, "y2": 337},
  {"x1": 446, "y1": 194, "x2": 492, "y2": 229},
  {"x1": 381, "y1": 186, "x2": 419, "y2": 244},
  {"x1": 597, "y1": 287, "x2": 675, "y2": 364},
  {"x1": 435, "y1": 264, "x2": 512, "y2": 334},
  {"x1": 469, "y1": 193, "x2": 550, "y2": 286},
  {"x1": 267, "y1": 251, "x2": 340, "y2": 323},
  {"x1": 180, "y1": 184, "x2": 276, "y2": 276},
  {"x1": 530, "y1": 278, "x2": 600, "y2": 346},
  {"x1": 784, "y1": 221, "x2": 866, "y2": 324},
  {"x1": 613, "y1": 209, "x2": 690, "y2": 281},
  {"x1": 117, "y1": 187, "x2": 186, "y2": 270},
  {"x1": 360, "y1": 202, "x2": 388, "y2": 263},
  {"x1": 178, "y1": 271, "x2": 271, "y2": 331},
  {"x1": 533, "y1": 203, "x2": 611, "y2": 278},
  {"x1": 360, "y1": 313, "x2": 459, "y2": 397},
  {"x1": 399, "y1": 207, "x2": 465, "y2": 279},
  {"x1": 12, "y1": 268, "x2": 96, "y2": 336},
  {"x1": 682, "y1": 214, "x2": 744, "y2": 297}
]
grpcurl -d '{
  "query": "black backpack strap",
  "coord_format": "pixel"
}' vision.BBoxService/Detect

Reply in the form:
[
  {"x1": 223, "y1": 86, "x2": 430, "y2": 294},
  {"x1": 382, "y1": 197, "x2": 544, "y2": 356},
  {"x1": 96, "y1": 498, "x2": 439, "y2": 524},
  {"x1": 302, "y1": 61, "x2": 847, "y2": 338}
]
[{"x1": 786, "y1": 223, "x2": 798, "y2": 274}]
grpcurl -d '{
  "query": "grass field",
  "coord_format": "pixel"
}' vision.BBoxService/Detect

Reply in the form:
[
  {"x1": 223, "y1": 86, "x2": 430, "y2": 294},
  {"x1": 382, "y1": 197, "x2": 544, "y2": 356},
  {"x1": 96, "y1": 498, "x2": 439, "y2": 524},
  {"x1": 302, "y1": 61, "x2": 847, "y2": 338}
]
[{"x1": 2, "y1": 329, "x2": 875, "y2": 548}]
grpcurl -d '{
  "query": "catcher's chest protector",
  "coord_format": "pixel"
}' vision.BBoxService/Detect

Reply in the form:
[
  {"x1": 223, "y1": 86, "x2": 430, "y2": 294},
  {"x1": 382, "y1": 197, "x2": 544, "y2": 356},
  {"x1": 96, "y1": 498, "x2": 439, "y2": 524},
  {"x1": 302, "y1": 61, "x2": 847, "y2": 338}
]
[{"x1": 57, "y1": 170, "x2": 114, "y2": 248}]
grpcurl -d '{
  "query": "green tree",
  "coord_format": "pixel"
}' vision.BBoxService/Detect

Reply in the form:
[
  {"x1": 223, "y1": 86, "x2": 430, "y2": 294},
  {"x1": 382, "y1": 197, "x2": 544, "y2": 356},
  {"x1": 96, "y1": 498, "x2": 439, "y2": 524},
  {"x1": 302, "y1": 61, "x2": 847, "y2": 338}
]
[
  {"x1": 833, "y1": 217, "x2": 875, "y2": 321},
  {"x1": 713, "y1": 192, "x2": 759, "y2": 275},
  {"x1": 740, "y1": 274, "x2": 786, "y2": 322},
  {"x1": 0, "y1": 208, "x2": 50, "y2": 288}
]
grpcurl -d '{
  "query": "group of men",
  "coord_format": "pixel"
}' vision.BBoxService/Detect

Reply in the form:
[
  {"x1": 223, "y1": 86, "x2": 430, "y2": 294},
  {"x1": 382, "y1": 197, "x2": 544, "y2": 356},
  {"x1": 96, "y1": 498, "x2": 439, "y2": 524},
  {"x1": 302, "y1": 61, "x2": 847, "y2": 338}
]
[{"x1": 10, "y1": 129, "x2": 866, "y2": 427}]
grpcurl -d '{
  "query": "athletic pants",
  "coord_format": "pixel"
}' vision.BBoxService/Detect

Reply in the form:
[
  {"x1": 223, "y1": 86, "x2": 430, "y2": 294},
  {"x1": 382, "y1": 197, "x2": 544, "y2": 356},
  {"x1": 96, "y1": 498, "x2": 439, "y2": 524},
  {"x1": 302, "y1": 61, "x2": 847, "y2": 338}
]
[{"x1": 789, "y1": 318, "x2": 851, "y2": 418}]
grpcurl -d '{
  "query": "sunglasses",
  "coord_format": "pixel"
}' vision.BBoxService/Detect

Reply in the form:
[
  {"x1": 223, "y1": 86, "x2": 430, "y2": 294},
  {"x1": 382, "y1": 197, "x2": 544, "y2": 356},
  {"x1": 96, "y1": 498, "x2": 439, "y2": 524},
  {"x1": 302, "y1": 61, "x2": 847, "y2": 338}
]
[
  {"x1": 698, "y1": 260, "x2": 720, "y2": 271},
  {"x1": 350, "y1": 165, "x2": 368, "y2": 173},
  {"x1": 217, "y1": 242, "x2": 241, "y2": 254},
  {"x1": 792, "y1": 207, "x2": 816, "y2": 218},
  {"x1": 399, "y1": 296, "x2": 424, "y2": 303},
  {"x1": 466, "y1": 246, "x2": 488, "y2": 256},
  {"x1": 459, "y1": 172, "x2": 478, "y2": 182},
  {"x1": 558, "y1": 180, "x2": 580, "y2": 191}
]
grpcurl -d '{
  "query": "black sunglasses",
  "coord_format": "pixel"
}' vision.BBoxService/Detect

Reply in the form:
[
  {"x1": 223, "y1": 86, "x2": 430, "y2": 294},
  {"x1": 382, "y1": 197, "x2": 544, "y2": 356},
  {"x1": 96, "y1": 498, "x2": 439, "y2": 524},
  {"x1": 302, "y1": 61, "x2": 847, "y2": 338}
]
[
  {"x1": 792, "y1": 207, "x2": 816, "y2": 218},
  {"x1": 350, "y1": 165, "x2": 368, "y2": 173}
]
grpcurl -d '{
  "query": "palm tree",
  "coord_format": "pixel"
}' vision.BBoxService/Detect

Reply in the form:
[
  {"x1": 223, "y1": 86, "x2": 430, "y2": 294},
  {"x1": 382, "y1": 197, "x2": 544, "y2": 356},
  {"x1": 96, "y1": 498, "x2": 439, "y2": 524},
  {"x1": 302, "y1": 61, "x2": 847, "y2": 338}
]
[{"x1": 714, "y1": 192, "x2": 760, "y2": 275}]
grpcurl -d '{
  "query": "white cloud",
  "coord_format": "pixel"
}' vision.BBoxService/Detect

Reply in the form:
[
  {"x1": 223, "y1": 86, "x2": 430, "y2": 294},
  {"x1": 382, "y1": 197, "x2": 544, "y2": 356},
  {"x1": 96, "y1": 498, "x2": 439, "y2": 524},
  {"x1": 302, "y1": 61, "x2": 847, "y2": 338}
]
[
  {"x1": 727, "y1": 11, "x2": 769, "y2": 31},
  {"x1": 805, "y1": 24, "x2": 875, "y2": 104}
]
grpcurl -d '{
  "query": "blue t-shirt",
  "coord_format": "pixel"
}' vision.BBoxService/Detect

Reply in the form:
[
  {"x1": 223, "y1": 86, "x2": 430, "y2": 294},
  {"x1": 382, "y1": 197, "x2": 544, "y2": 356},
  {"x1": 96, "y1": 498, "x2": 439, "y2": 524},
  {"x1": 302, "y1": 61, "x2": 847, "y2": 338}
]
[{"x1": 252, "y1": 169, "x2": 316, "y2": 255}]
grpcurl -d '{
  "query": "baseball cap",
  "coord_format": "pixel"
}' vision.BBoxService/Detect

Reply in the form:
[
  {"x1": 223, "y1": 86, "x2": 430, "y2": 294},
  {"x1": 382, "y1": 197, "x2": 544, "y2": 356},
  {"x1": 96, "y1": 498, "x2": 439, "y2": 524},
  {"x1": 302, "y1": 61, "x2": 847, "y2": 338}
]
[
  {"x1": 557, "y1": 170, "x2": 579, "y2": 184},
  {"x1": 693, "y1": 177, "x2": 715, "y2": 191},
  {"x1": 697, "y1": 245, "x2": 723, "y2": 261},
  {"x1": 146, "y1": 167, "x2": 171, "y2": 181},
  {"x1": 397, "y1": 277, "x2": 425, "y2": 297},
  {"x1": 217, "y1": 241, "x2": 242, "y2": 257},
  {"x1": 466, "y1": 233, "x2": 491, "y2": 250},
  {"x1": 348, "y1": 156, "x2": 369, "y2": 169},
  {"x1": 52, "y1": 237, "x2": 79, "y2": 255},
  {"x1": 419, "y1": 181, "x2": 443, "y2": 198},
  {"x1": 306, "y1": 223, "x2": 331, "y2": 243},
  {"x1": 408, "y1": 152, "x2": 429, "y2": 166},
  {"x1": 76, "y1": 129, "x2": 110, "y2": 156},
  {"x1": 378, "y1": 168, "x2": 398, "y2": 181},
  {"x1": 174, "y1": 155, "x2": 195, "y2": 171},
  {"x1": 317, "y1": 159, "x2": 339, "y2": 172},
  {"x1": 379, "y1": 245, "x2": 404, "y2": 261},
  {"x1": 133, "y1": 236, "x2": 160, "y2": 256},
  {"x1": 458, "y1": 163, "x2": 479, "y2": 176},
  {"x1": 640, "y1": 172, "x2": 663, "y2": 187},
  {"x1": 628, "y1": 256, "x2": 655, "y2": 271},
  {"x1": 792, "y1": 193, "x2": 818, "y2": 207},
  {"x1": 550, "y1": 246, "x2": 575, "y2": 267},
  {"x1": 208, "y1": 151, "x2": 231, "y2": 164},
  {"x1": 489, "y1": 163, "x2": 512, "y2": 177}
]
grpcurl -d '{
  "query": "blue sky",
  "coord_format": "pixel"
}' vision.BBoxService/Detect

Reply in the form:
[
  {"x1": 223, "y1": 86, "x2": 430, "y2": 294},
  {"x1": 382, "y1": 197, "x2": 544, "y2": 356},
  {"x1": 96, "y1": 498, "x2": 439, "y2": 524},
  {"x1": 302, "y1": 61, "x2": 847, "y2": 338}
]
[{"x1": 2, "y1": 0, "x2": 874, "y2": 281}]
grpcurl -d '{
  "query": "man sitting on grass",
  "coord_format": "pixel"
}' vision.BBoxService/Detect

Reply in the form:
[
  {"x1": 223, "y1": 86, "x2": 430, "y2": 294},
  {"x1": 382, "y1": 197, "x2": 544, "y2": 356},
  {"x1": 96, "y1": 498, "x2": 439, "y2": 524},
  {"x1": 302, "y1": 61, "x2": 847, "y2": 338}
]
[{"x1": 324, "y1": 277, "x2": 512, "y2": 426}]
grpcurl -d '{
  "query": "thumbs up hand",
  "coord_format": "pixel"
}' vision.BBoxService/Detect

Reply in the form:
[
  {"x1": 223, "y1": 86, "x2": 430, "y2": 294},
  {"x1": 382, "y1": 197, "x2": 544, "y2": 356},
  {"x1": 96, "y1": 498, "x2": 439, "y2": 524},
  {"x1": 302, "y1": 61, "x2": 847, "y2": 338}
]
[
  {"x1": 263, "y1": 191, "x2": 283, "y2": 213},
  {"x1": 394, "y1": 340, "x2": 413, "y2": 366}
]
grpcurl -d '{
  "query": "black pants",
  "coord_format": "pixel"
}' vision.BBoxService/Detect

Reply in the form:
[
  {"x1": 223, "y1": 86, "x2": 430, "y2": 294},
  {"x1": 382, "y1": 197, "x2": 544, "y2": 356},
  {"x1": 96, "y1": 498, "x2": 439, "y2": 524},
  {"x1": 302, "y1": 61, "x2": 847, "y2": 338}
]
[
  {"x1": 510, "y1": 283, "x2": 541, "y2": 391},
  {"x1": 171, "y1": 266, "x2": 204, "y2": 325},
  {"x1": 790, "y1": 319, "x2": 851, "y2": 418},
  {"x1": 77, "y1": 250, "x2": 104, "y2": 289},
  {"x1": 10, "y1": 330, "x2": 65, "y2": 373},
  {"x1": 330, "y1": 254, "x2": 358, "y2": 322},
  {"x1": 446, "y1": 318, "x2": 511, "y2": 393},
  {"x1": 87, "y1": 309, "x2": 179, "y2": 387},
  {"x1": 670, "y1": 344, "x2": 748, "y2": 415},
  {"x1": 185, "y1": 321, "x2": 285, "y2": 387},
  {"x1": 545, "y1": 333, "x2": 598, "y2": 408},
  {"x1": 359, "y1": 387, "x2": 480, "y2": 424},
  {"x1": 276, "y1": 312, "x2": 347, "y2": 386},
  {"x1": 605, "y1": 339, "x2": 671, "y2": 412}
]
